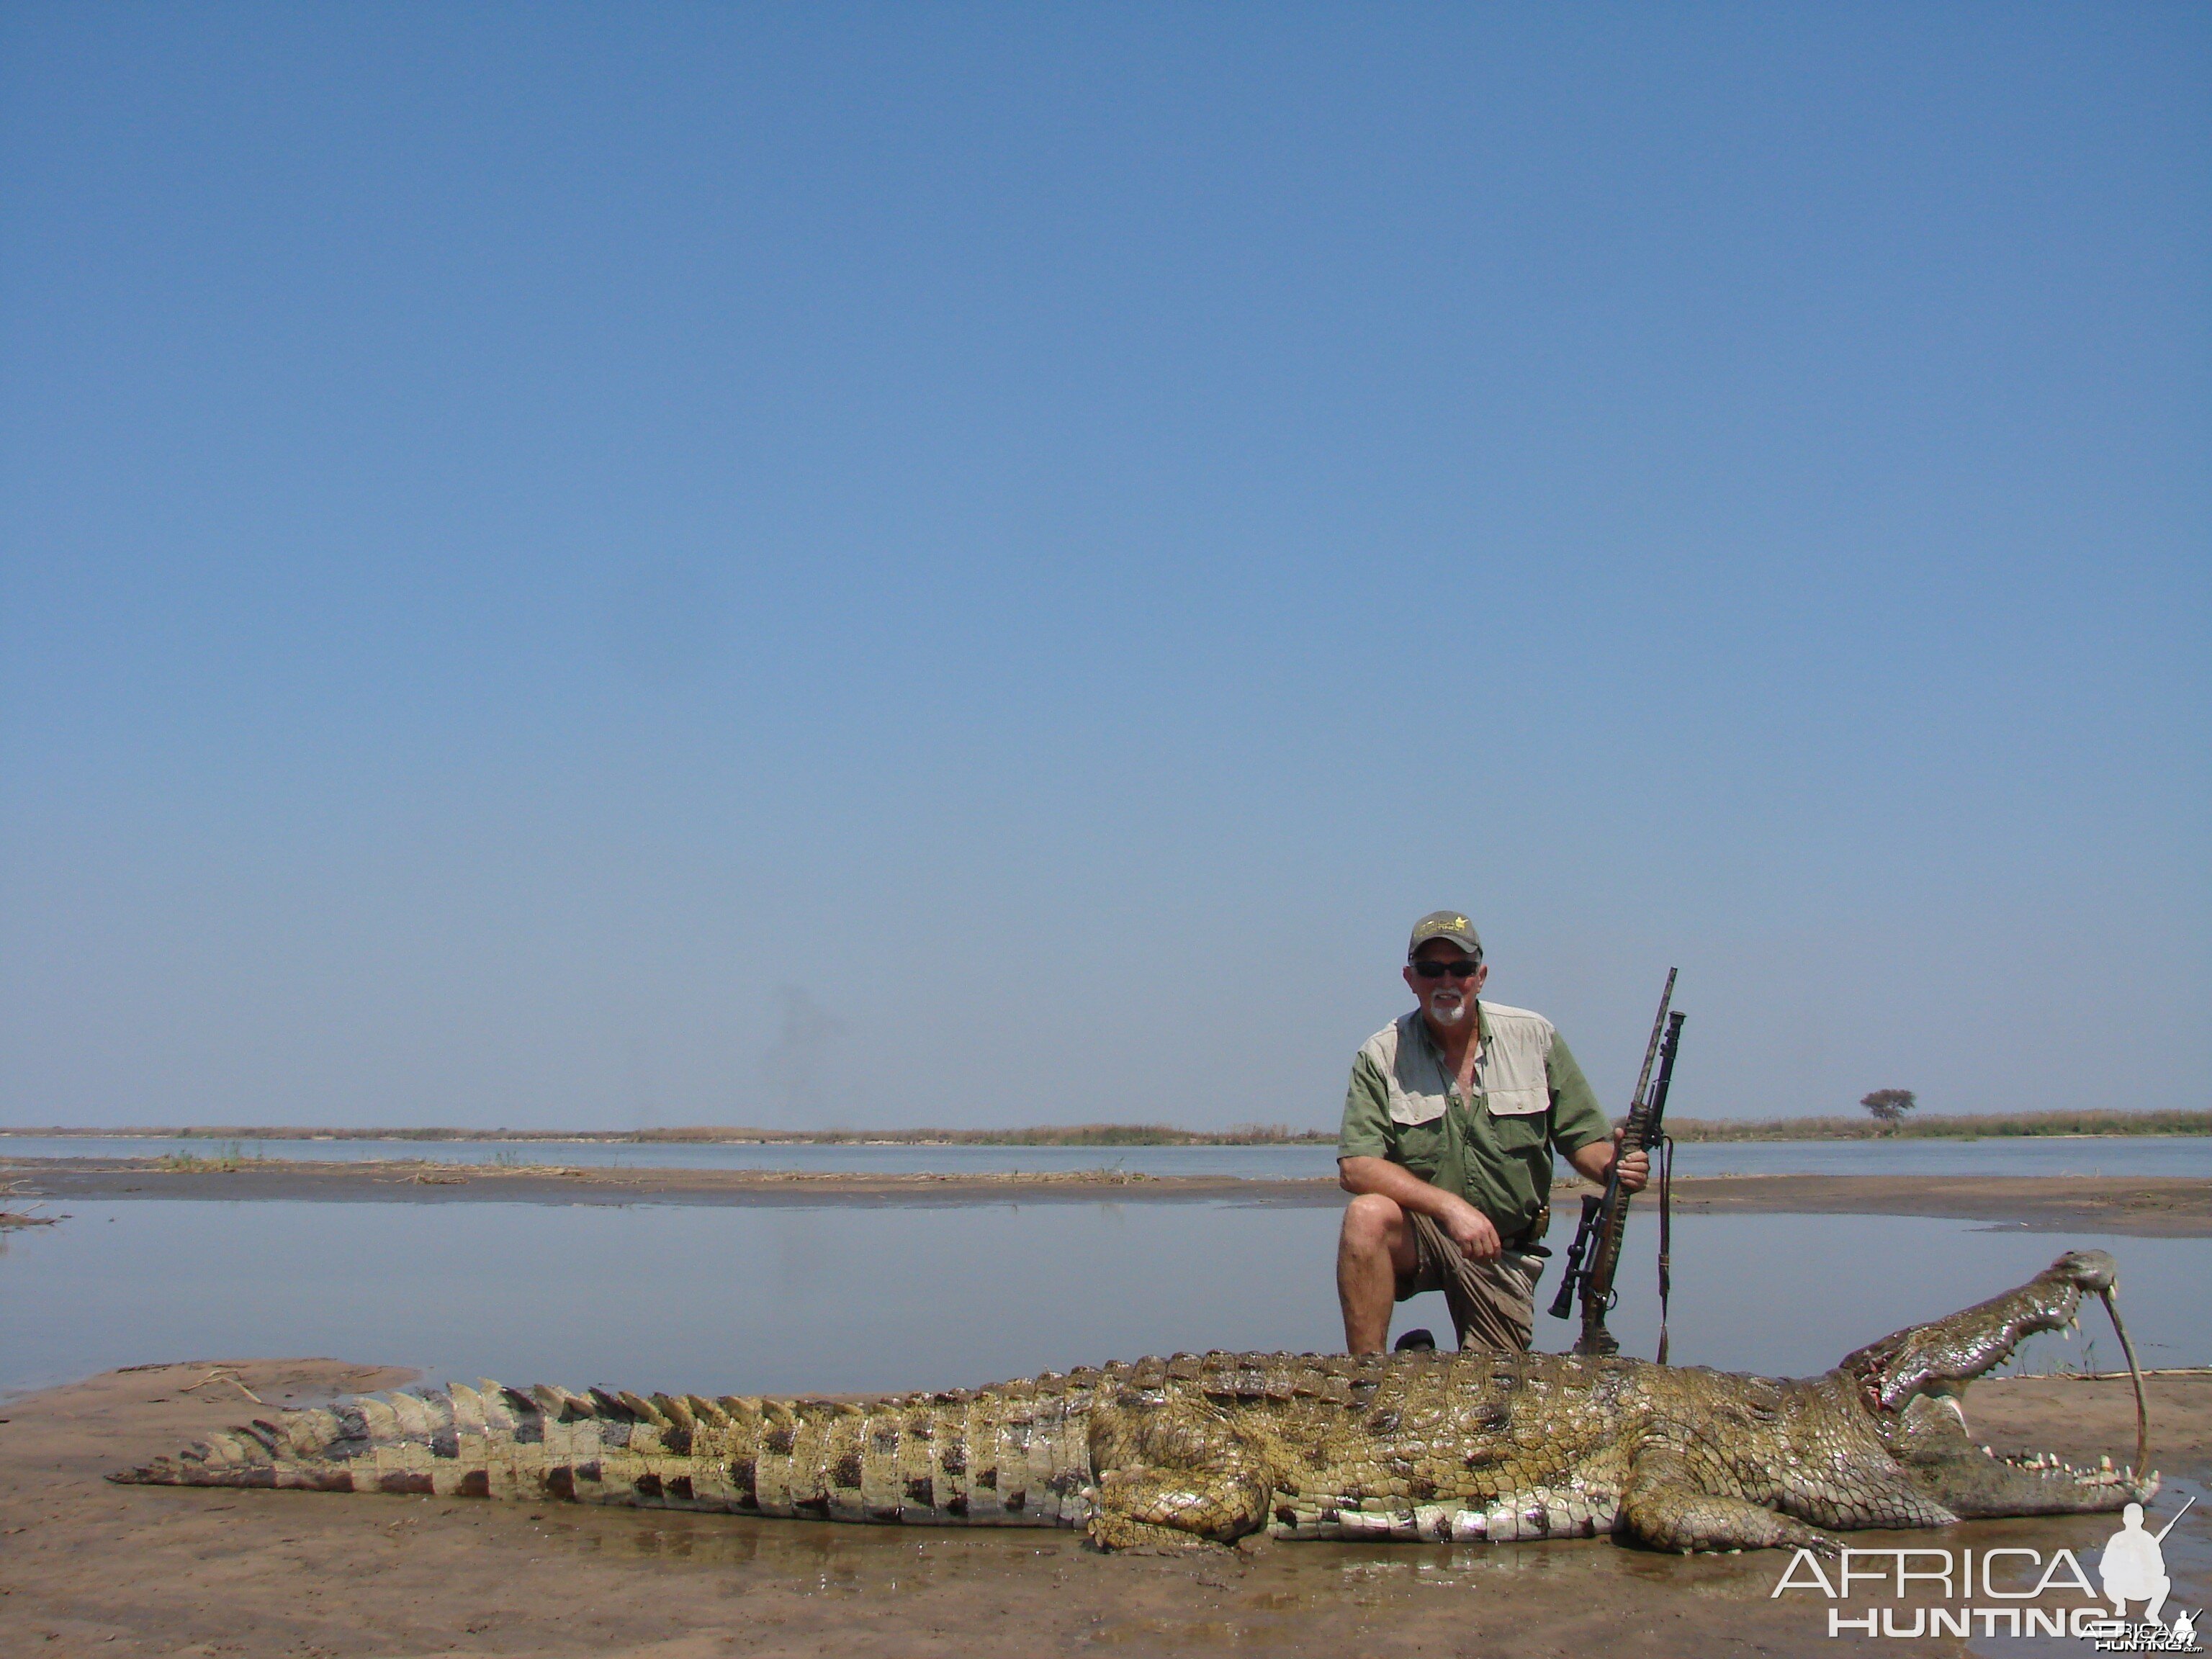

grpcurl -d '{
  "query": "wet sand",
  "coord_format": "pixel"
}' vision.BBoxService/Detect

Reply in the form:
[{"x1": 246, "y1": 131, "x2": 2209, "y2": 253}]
[
  {"x1": 1, "y1": 1359, "x2": 2205, "y2": 1658},
  {"x1": 8, "y1": 1155, "x2": 2211, "y2": 1234}
]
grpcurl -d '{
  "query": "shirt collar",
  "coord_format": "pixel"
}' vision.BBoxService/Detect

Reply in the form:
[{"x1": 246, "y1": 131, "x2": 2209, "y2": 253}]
[{"x1": 1409, "y1": 999, "x2": 1488, "y2": 1064}]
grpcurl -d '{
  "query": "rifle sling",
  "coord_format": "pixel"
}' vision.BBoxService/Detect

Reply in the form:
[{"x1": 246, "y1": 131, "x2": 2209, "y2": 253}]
[{"x1": 1654, "y1": 1132, "x2": 1676, "y2": 1365}]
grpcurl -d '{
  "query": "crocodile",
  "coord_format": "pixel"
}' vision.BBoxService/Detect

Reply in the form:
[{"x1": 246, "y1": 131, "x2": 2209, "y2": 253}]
[{"x1": 114, "y1": 1249, "x2": 2155, "y2": 1555}]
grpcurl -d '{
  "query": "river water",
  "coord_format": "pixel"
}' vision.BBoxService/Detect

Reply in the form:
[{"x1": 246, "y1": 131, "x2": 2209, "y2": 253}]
[
  {"x1": 2, "y1": 1197, "x2": 2203, "y2": 1399},
  {"x1": 4, "y1": 1133, "x2": 2210, "y2": 1179}
]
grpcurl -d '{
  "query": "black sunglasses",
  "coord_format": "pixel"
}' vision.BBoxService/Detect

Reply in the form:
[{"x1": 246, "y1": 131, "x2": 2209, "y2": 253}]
[{"x1": 1411, "y1": 959, "x2": 1481, "y2": 980}]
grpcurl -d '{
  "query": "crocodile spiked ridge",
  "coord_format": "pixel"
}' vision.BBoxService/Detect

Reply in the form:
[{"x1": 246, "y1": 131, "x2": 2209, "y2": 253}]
[{"x1": 113, "y1": 1249, "x2": 2155, "y2": 1554}]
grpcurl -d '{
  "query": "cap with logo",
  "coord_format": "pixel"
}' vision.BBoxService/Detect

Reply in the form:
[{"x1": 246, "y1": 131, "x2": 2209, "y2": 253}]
[{"x1": 1408, "y1": 911, "x2": 1483, "y2": 961}]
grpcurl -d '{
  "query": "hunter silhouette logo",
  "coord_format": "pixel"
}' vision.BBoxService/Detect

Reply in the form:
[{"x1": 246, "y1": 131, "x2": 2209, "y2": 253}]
[
  {"x1": 2085, "y1": 1496, "x2": 2202, "y2": 1652},
  {"x1": 2100, "y1": 1501, "x2": 2180, "y2": 1625}
]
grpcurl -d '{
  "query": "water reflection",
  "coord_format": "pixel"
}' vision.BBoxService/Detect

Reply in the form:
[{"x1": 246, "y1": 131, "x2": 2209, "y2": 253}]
[{"x1": 1, "y1": 1200, "x2": 2204, "y2": 1398}]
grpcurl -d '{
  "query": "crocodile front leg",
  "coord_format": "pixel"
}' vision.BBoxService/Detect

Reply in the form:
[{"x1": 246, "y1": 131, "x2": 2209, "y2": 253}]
[{"x1": 1617, "y1": 1447, "x2": 1843, "y2": 1555}]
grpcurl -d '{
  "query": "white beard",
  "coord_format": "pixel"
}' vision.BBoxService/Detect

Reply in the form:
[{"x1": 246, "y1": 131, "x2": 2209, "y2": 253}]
[{"x1": 1426, "y1": 994, "x2": 1469, "y2": 1026}]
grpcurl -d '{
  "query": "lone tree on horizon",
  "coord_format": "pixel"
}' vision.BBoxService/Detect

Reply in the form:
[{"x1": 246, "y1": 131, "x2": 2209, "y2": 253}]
[{"x1": 1861, "y1": 1089, "x2": 1918, "y2": 1133}]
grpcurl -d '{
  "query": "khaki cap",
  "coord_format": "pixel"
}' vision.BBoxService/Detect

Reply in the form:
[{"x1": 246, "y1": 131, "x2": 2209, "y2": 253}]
[{"x1": 1408, "y1": 911, "x2": 1483, "y2": 960}]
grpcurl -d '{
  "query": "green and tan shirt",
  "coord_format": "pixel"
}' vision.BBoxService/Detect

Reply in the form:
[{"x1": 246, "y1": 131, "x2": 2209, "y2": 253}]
[{"x1": 1337, "y1": 1001, "x2": 1611, "y2": 1243}]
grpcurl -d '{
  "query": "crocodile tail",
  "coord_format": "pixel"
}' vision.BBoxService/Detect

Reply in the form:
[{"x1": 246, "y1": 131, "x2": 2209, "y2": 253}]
[
  {"x1": 109, "y1": 1380, "x2": 763, "y2": 1502},
  {"x1": 742, "y1": 1379, "x2": 1097, "y2": 1528},
  {"x1": 111, "y1": 1381, "x2": 517, "y2": 1496},
  {"x1": 110, "y1": 1393, "x2": 404, "y2": 1493},
  {"x1": 109, "y1": 1373, "x2": 1103, "y2": 1525}
]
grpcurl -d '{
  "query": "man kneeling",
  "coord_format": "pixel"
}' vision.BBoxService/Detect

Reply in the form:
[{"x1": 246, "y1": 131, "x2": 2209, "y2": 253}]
[{"x1": 1336, "y1": 912, "x2": 1646, "y2": 1354}]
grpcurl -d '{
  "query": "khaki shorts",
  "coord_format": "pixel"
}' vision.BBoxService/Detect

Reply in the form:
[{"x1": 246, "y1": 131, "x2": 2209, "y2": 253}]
[{"x1": 1398, "y1": 1211, "x2": 1547, "y2": 1353}]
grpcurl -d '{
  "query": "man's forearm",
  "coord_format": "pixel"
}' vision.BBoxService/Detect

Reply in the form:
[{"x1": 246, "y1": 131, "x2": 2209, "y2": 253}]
[
  {"x1": 1337, "y1": 1155, "x2": 1464, "y2": 1220},
  {"x1": 1565, "y1": 1140, "x2": 1615, "y2": 1185},
  {"x1": 1567, "y1": 1136, "x2": 1647, "y2": 1192}
]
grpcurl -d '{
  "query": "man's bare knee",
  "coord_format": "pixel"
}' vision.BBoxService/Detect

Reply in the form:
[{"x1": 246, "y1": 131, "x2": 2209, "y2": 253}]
[
  {"x1": 1341, "y1": 1194, "x2": 1416, "y2": 1271},
  {"x1": 1341, "y1": 1192, "x2": 1404, "y2": 1245}
]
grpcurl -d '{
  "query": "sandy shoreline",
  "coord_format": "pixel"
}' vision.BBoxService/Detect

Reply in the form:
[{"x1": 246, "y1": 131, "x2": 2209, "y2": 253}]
[
  {"x1": 7, "y1": 1155, "x2": 2211, "y2": 1234},
  {"x1": 0, "y1": 1359, "x2": 2203, "y2": 1658}
]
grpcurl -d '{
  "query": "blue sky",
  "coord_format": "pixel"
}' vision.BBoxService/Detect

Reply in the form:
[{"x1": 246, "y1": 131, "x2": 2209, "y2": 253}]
[{"x1": 2, "y1": 4, "x2": 2206, "y2": 1130}]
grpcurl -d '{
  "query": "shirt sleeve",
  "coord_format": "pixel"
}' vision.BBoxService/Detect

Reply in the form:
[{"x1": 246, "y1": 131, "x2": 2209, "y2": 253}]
[
  {"x1": 1338, "y1": 1048, "x2": 1395, "y2": 1161},
  {"x1": 1545, "y1": 1033, "x2": 1612, "y2": 1156}
]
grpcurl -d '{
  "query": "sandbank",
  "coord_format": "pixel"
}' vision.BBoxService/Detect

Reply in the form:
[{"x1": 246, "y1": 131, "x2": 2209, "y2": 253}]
[
  {"x1": 1, "y1": 1359, "x2": 2204, "y2": 1658},
  {"x1": 6, "y1": 1155, "x2": 2211, "y2": 1235}
]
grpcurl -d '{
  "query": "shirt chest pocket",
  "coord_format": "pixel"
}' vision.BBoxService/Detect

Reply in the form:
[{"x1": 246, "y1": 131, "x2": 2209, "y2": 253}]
[
  {"x1": 1384, "y1": 1061, "x2": 1451, "y2": 1128},
  {"x1": 1383, "y1": 1061, "x2": 1451, "y2": 1179},
  {"x1": 1478, "y1": 1038, "x2": 1549, "y2": 1146},
  {"x1": 1483, "y1": 1084, "x2": 1547, "y2": 1118},
  {"x1": 1390, "y1": 1117, "x2": 1447, "y2": 1182},
  {"x1": 1478, "y1": 1092, "x2": 1550, "y2": 1155},
  {"x1": 1478, "y1": 1028, "x2": 1551, "y2": 1120}
]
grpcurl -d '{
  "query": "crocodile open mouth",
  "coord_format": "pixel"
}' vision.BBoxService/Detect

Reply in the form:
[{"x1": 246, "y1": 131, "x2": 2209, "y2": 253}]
[{"x1": 1843, "y1": 1249, "x2": 2155, "y2": 1511}]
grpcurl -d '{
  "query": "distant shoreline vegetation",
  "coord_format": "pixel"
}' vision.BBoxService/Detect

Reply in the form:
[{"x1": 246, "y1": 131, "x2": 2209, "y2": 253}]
[
  {"x1": 1666, "y1": 1110, "x2": 2211, "y2": 1141},
  {"x1": 0, "y1": 1122, "x2": 1336, "y2": 1147},
  {"x1": 1, "y1": 1110, "x2": 2207, "y2": 1144}
]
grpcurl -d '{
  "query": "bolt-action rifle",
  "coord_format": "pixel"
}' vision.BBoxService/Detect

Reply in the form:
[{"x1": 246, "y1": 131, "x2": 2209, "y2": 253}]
[{"x1": 1547, "y1": 970, "x2": 1686, "y2": 1360}]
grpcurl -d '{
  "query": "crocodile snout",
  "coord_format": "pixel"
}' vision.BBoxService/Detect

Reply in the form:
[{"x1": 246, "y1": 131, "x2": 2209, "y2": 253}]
[{"x1": 2055, "y1": 1250, "x2": 2118, "y2": 1293}]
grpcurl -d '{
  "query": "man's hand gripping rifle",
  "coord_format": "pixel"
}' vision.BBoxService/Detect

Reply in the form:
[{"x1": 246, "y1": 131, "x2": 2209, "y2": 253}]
[{"x1": 1547, "y1": 969, "x2": 1686, "y2": 1359}]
